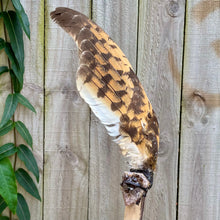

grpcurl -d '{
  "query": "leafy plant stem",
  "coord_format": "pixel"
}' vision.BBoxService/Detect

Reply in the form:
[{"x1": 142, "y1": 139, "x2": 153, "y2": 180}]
[
  {"x1": 0, "y1": 1, "x2": 38, "y2": 219},
  {"x1": 1, "y1": 1, "x2": 17, "y2": 219},
  {"x1": 0, "y1": 0, "x2": 17, "y2": 157},
  {"x1": 0, "y1": 0, "x2": 13, "y2": 92}
]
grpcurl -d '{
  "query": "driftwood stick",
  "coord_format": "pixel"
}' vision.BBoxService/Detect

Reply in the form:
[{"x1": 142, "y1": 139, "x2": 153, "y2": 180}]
[
  {"x1": 121, "y1": 172, "x2": 150, "y2": 220},
  {"x1": 124, "y1": 197, "x2": 145, "y2": 220}
]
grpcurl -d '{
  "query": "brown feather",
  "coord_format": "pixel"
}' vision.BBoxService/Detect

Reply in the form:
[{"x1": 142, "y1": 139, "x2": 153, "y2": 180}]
[{"x1": 50, "y1": 7, "x2": 159, "y2": 170}]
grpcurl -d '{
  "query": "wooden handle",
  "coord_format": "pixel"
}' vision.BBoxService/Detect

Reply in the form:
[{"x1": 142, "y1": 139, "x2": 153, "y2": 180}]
[
  {"x1": 124, "y1": 197, "x2": 145, "y2": 220},
  {"x1": 121, "y1": 172, "x2": 150, "y2": 220}
]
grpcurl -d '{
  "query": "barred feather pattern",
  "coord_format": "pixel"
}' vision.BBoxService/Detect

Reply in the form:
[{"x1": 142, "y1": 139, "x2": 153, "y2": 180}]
[{"x1": 50, "y1": 7, "x2": 159, "y2": 170}]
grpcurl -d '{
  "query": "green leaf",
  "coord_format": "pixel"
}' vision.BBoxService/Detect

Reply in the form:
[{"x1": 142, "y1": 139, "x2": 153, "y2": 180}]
[
  {"x1": 18, "y1": 145, "x2": 39, "y2": 182},
  {"x1": 15, "y1": 168, "x2": 41, "y2": 201},
  {"x1": 4, "y1": 43, "x2": 23, "y2": 87},
  {"x1": 15, "y1": 93, "x2": 36, "y2": 113},
  {"x1": 14, "y1": 121, "x2": 32, "y2": 148},
  {"x1": 11, "y1": 0, "x2": 30, "y2": 39},
  {"x1": 0, "y1": 195, "x2": 7, "y2": 214},
  {"x1": 0, "y1": 216, "x2": 9, "y2": 220},
  {"x1": 1, "y1": 11, "x2": 24, "y2": 72},
  {"x1": 0, "y1": 66, "x2": 9, "y2": 76},
  {"x1": 0, "y1": 120, "x2": 14, "y2": 136},
  {"x1": 0, "y1": 158, "x2": 17, "y2": 213},
  {"x1": 16, "y1": 193, "x2": 30, "y2": 220},
  {"x1": 0, "y1": 143, "x2": 17, "y2": 161},
  {"x1": 0, "y1": 94, "x2": 18, "y2": 128},
  {"x1": 0, "y1": 38, "x2": 5, "y2": 50},
  {"x1": 10, "y1": 70, "x2": 22, "y2": 93}
]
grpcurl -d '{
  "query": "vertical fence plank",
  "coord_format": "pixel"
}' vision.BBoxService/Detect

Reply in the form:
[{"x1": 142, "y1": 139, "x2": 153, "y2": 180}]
[
  {"x1": 45, "y1": 1, "x2": 90, "y2": 219},
  {"x1": 0, "y1": 4, "x2": 14, "y2": 147},
  {"x1": 1, "y1": 1, "x2": 219, "y2": 219},
  {"x1": 179, "y1": 0, "x2": 220, "y2": 219},
  {"x1": 13, "y1": 0, "x2": 45, "y2": 219},
  {"x1": 0, "y1": 7, "x2": 14, "y2": 218},
  {"x1": 0, "y1": 7, "x2": 15, "y2": 218},
  {"x1": 89, "y1": 1, "x2": 138, "y2": 219},
  {"x1": 137, "y1": 0, "x2": 185, "y2": 219},
  {"x1": 0, "y1": 1, "x2": 44, "y2": 219}
]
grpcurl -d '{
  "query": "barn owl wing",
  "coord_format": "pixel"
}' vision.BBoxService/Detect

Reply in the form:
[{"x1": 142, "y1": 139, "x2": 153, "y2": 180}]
[{"x1": 50, "y1": 8, "x2": 159, "y2": 170}]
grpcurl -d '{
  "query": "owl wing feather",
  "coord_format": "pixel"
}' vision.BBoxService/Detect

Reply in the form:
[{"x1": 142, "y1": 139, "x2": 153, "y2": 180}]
[{"x1": 50, "y1": 7, "x2": 159, "y2": 170}]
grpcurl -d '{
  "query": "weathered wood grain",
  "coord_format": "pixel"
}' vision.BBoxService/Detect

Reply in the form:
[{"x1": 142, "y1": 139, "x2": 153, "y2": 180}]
[
  {"x1": 0, "y1": 2, "x2": 18, "y2": 218},
  {"x1": 0, "y1": 8, "x2": 15, "y2": 218},
  {"x1": 0, "y1": 6, "x2": 14, "y2": 147},
  {"x1": 179, "y1": 0, "x2": 220, "y2": 219},
  {"x1": 137, "y1": 0, "x2": 185, "y2": 219},
  {"x1": 0, "y1": 1, "x2": 44, "y2": 219},
  {"x1": 1, "y1": 1, "x2": 220, "y2": 219},
  {"x1": 44, "y1": 1, "x2": 90, "y2": 219},
  {"x1": 13, "y1": 1, "x2": 45, "y2": 219},
  {"x1": 0, "y1": 13, "x2": 13, "y2": 220},
  {"x1": 89, "y1": 1, "x2": 138, "y2": 219}
]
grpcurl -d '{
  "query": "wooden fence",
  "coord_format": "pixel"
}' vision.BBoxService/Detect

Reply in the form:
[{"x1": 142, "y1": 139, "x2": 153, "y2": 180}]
[{"x1": 0, "y1": 0, "x2": 219, "y2": 219}]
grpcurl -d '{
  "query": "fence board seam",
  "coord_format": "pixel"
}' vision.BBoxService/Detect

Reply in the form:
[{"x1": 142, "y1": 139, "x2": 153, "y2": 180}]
[
  {"x1": 135, "y1": 0, "x2": 140, "y2": 73},
  {"x1": 176, "y1": 1, "x2": 187, "y2": 219},
  {"x1": 42, "y1": 0, "x2": 46, "y2": 220},
  {"x1": 87, "y1": 3, "x2": 92, "y2": 220}
]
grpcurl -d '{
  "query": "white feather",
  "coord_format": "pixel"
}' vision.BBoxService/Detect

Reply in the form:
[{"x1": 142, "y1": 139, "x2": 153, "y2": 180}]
[
  {"x1": 76, "y1": 71, "x2": 147, "y2": 169},
  {"x1": 76, "y1": 74, "x2": 119, "y2": 123},
  {"x1": 105, "y1": 123, "x2": 120, "y2": 137},
  {"x1": 116, "y1": 137, "x2": 146, "y2": 169}
]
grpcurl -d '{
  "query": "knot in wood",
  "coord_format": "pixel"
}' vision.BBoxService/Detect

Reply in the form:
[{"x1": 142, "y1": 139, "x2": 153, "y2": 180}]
[
  {"x1": 167, "y1": 1, "x2": 179, "y2": 17},
  {"x1": 62, "y1": 87, "x2": 82, "y2": 104},
  {"x1": 58, "y1": 145, "x2": 79, "y2": 167},
  {"x1": 158, "y1": 132, "x2": 170, "y2": 158},
  {"x1": 187, "y1": 91, "x2": 207, "y2": 124}
]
